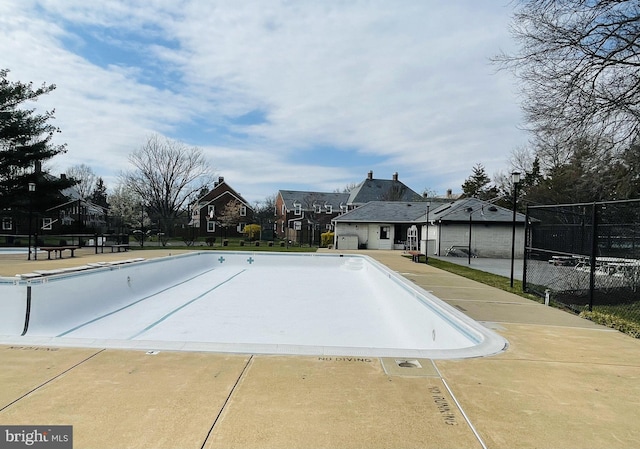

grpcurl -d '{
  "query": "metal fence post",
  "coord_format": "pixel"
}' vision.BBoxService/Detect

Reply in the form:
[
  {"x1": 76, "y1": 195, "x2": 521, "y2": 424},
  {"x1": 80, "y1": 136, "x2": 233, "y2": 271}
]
[
  {"x1": 589, "y1": 202, "x2": 598, "y2": 312},
  {"x1": 523, "y1": 205, "x2": 529, "y2": 292}
]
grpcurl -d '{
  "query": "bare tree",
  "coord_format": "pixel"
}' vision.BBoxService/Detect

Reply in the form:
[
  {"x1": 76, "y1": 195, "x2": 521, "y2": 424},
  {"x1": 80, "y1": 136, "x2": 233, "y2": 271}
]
[
  {"x1": 121, "y1": 134, "x2": 214, "y2": 235},
  {"x1": 333, "y1": 182, "x2": 358, "y2": 193},
  {"x1": 67, "y1": 163, "x2": 96, "y2": 199},
  {"x1": 495, "y1": 1, "x2": 640, "y2": 147}
]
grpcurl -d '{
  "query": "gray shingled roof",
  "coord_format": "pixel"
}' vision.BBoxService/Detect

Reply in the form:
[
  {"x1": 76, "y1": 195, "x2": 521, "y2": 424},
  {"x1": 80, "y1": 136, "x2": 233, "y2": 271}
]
[
  {"x1": 347, "y1": 179, "x2": 422, "y2": 205},
  {"x1": 279, "y1": 190, "x2": 350, "y2": 210},
  {"x1": 431, "y1": 197, "x2": 526, "y2": 223},
  {"x1": 333, "y1": 201, "x2": 430, "y2": 223},
  {"x1": 334, "y1": 197, "x2": 526, "y2": 224}
]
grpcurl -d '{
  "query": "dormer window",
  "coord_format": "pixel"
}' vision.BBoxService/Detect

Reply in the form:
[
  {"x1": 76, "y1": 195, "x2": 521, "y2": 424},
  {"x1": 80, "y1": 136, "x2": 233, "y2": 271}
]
[
  {"x1": 294, "y1": 202, "x2": 302, "y2": 216},
  {"x1": 325, "y1": 204, "x2": 333, "y2": 214}
]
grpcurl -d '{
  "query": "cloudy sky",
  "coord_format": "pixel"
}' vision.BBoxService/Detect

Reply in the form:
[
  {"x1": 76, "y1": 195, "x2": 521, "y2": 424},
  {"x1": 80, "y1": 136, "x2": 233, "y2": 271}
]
[{"x1": 1, "y1": 0, "x2": 525, "y2": 203}]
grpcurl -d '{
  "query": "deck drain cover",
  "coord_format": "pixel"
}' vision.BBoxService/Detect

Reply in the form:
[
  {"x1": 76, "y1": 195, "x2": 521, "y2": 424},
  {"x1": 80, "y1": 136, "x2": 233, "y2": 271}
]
[
  {"x1": 396, "y1": 359, "x2": 422, "y2": 369},
  {"x1": 381, "y1": 358, "x2": 439, "y2": 377}
]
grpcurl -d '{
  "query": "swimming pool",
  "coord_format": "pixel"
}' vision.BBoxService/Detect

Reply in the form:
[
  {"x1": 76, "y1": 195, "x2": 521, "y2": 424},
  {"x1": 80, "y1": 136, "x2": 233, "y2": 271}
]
[
  {"x1": 0, "y1": 248, "x2": 29, "y2": 255},
  {"x1": 0, "y1": 252, "x2": 507, "y2": 358}
]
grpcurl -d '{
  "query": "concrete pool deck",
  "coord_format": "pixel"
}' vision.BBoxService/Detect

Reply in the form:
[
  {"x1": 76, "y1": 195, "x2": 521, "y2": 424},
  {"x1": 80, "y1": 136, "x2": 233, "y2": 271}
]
[{"x1": 1, "y1": 248, "x2": 639, "y2": 448}]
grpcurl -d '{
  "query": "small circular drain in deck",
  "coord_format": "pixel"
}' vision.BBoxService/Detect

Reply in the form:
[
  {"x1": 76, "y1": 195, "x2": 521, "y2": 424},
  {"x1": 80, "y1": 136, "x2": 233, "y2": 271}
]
[{"x1": 396, "y1": 359, "x2": 422, "y2": 368}]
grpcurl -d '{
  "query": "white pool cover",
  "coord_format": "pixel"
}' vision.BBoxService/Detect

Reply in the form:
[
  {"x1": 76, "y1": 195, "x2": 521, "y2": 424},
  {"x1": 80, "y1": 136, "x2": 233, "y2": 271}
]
[{"x1": 0, "y1": 252, "x2": 507, "y2": 358}]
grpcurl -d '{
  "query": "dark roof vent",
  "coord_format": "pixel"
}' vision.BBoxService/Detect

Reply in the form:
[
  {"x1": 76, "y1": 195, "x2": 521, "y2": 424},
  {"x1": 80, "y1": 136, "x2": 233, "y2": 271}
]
[{"x1": 489, "y1": 206, "x2": 498, "y2": 212}]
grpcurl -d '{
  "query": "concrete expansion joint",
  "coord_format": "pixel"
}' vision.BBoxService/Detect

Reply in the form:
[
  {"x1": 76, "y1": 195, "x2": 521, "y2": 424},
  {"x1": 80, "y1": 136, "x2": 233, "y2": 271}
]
[
  {"x1": 199, "y1": 355, "x2": 254, "y2": 448},
  {"x1": 0, "y1": 348, "x2": 105, "y2": 413}
]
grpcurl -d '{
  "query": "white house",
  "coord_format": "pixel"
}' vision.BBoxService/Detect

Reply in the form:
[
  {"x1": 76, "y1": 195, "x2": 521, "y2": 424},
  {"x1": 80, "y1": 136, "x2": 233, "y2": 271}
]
[{"x1": 333, "y1": 197, "x2": 527, "y2": 258}]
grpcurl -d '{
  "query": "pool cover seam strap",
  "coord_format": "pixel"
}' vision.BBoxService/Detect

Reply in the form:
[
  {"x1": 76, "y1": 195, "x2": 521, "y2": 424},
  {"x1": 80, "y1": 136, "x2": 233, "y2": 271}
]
[
  {"x1": 56, "y1": 266, "x2": 221, "y2": 337},
  {"x1": 128, "y1": 269, "x2": 247, "y2": 340}
]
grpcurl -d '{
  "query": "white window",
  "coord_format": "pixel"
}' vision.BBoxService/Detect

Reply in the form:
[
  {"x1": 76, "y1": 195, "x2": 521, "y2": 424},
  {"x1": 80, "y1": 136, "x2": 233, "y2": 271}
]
[
  {"x1": 314, "y1": 204, "x2": 321, "y2": 213},
  {"x1": 326, "y1": 224, "x2": 332, "y2": 230},
  {"x1": 380, "y1": 226, "x2": 390, "y2": 240},
  {"x1": 207, "y1": 205, "x2": 215, "y2": 217},
  {"x1": 237, "y1": 223, "x2": 246, "y2": 232},
  {"x1": 294, "y1": 203, "x2": 302, "y2": 216},
  {"x1": 42, "y1": 218, "x2": 53, "y2": 230},
  {"x1": 207, "y1": 221, "x2": 216, "y2": 232},
  {"x1": 281, "y1": 204, "x2": 286, "y2": 215},
  {"x1": 240, "y1": 206, "x2": 247, "y2": 216},
  {"x1": 2, "y1": 218, "x2": 12, "y2": 230},
  {"x1": 325, "y1": 204, "x2": 333, "y2": 214}
]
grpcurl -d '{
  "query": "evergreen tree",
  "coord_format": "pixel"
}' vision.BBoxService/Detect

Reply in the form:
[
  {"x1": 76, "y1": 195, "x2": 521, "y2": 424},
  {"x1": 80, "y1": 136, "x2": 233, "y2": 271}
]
[
  {"x1": 90, "y1": 177, "x2": 109, "y2": 208},
  {"x1": 0, "y1": 69, "x2": 74, "y2": 212},
  {"x1": 461, "y1": 163, "x2": 498, "y2": 200}
]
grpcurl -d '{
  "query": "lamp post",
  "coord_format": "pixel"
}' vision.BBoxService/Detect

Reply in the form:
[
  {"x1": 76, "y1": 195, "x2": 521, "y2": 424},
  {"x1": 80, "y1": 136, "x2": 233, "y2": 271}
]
[
  {"x1": 424, "y1": 201, "x2": 431, "y2": 264},
  {"x1": 467, "y1": 207, "x2": 473, "y2": 265},
  {"x1": 510, "y1": 171, "x2": 521, "y2": 288},
  {"x1": 27, "y1": 182, "x2": 36, "y2": 260}
]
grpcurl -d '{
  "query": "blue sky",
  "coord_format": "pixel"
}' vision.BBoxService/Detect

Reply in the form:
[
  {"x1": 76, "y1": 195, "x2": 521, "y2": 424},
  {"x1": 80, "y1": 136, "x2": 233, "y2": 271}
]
[{"x1": 1, "y1": 0, "x2": 525, "y2": 203}]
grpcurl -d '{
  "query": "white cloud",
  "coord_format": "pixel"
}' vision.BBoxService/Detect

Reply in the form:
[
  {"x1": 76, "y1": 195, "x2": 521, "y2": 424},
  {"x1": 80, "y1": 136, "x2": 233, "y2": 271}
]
[{"x1": 1, "y1": 0, "x2": 525, "y2": 202}]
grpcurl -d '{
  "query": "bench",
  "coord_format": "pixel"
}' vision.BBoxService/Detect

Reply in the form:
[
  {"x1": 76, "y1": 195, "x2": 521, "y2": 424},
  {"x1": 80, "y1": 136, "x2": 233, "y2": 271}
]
[
  {"x1": 96, "y1": 244, "x2": 131, "y2": 253},
  {"x1": 39, "y1": 246, "x2": 81, "y2": 260},
  {"x1": 408, "y1": 251, "x2": 421, "y2": 262}
]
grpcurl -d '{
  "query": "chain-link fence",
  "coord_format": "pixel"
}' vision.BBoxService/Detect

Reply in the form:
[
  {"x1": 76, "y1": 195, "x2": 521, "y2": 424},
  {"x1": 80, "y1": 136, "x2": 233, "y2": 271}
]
[{"x1": 523, "y1": 199, "x2": 640, "y2": 325}]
